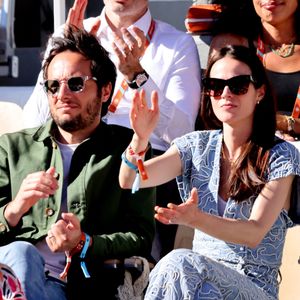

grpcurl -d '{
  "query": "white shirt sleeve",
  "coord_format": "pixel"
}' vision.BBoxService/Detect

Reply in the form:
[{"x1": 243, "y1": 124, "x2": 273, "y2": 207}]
[{"x1": 142, "y1": 33, "x2": 201, "y2": 150}]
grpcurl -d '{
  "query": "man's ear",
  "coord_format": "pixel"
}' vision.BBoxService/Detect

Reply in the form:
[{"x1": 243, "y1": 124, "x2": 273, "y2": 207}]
[{"x1": 99, "y1": 82, "x2": 113, "y2": 103}]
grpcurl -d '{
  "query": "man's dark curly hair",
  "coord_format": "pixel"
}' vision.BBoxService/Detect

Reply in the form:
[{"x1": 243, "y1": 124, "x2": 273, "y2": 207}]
[{"x1": 42, "y1": 25, "x2": 116, "y2": 117}]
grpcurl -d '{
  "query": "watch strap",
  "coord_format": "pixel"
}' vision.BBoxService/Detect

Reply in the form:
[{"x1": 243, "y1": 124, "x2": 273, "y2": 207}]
[{"x1": 127, "y1": 71, "x2": 149, "y2": 89}]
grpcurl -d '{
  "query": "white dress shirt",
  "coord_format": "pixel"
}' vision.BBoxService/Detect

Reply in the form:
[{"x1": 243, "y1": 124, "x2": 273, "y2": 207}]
[{"x1": 23, "y1": 8, "x2": 201, "y2": 151}]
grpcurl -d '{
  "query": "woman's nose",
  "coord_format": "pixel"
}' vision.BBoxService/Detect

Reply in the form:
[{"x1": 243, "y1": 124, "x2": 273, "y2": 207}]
[{"x1": 221, "y1": 85, "x2": 233, "y2": 98}]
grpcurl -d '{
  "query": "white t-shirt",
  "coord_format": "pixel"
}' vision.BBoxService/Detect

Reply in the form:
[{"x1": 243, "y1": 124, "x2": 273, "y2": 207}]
[{"x1": 35, "y1": 141, "x2": 79, "y2": 280}]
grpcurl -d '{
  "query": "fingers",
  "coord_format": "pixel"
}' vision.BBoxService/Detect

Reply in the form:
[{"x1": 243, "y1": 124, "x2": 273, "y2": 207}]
[
  {"x1": 21, "y1": 169, "x2": 59, "y2": 198},
  {"x1": 120, "y1": 27, "x2": 141, "y2": 54},
  {"x1": 131, "y1": 26, "x2": 146, "y2": 50},
  {"x1": 46, "y1": 166, "x2": 56, "y2": 176},
  {"x1": 21, "y1": 178, "x2": 53, "y2": 197},
  {"x1": 47, "y1": 215, "x2": 82, "y2": 252},
  {"x1": 139, "y1": 89, "x2": 147, "y2": 107},
  {"x1": 135, "y1": 90, "x2": 156, "y2": 110},
  {"x1": 113, "y1": 27, "x2": 146, "y2": 60},
  {"x1": 151, "y1": 91, "x2": 159, "y2": 113},
  {"x1": 113, "y1": 31, "x2": 133, "y2": 57},
  {"x1": 61, "y1": 212, "x2": 80, "y2": 231},
  {"x1": 90, "y1": 17, "x2": 101, "y2": 36},
  {"x1": 46, "y1": 232, "x2": 57, "y2": 247},
  {"x1": 46, "y1": 219, "x2": 69, "y2": 250},
  {"x1": 154, "y1": 205, "x2": 177, "y2": 225},
  {"x1": 66, "y1": 0, "x2": 87, "y2": 28},
  {"x1": 189, "y1": 187, "x2": 198, "y2": 203},
  {"x1": 130, "y1": 91, "x2": 140, "y2": 117}
]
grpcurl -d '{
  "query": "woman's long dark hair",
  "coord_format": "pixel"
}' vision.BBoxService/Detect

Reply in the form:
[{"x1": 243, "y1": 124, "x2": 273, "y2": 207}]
[{"x1": 201, "y1": 45, "x2": 276, "y2": 201}]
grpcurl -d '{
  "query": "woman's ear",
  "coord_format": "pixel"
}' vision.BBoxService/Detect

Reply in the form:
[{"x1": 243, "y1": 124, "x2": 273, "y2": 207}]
[
  {"x1": 99, "y1": 82, "x2": 113, "y2": 103},
  {"x1": 256, "y1": 84, "x2": 266, "y2": 102}
]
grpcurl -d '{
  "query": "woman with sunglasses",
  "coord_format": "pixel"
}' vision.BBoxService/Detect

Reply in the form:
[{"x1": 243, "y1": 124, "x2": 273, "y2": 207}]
[
  {"x1": 119, "y1": 45, "x2": 300, "y2": 299},
  {"x1": 210, "y1": 0, "x2": 300, "y2": 141}
]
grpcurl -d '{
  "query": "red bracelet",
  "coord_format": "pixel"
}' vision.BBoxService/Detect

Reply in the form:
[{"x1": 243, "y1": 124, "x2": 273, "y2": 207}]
[
  {"x1": 128, "y1": 144, "x2": 149, "y2": 157},
  {"x1": 69, "y1": 232, "x2": 86, "y2": 256},
  {"x1": 127, "y1": 144, "x2": 149, "y2": 180},
  {"x1": 60, "y1": 232, "x2": 93, "y2": 280}
]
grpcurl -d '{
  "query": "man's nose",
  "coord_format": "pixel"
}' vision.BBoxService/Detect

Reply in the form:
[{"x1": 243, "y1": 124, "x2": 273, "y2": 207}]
[{"x1": 56, "y1": 82, "x2": 71, "y2": 99}]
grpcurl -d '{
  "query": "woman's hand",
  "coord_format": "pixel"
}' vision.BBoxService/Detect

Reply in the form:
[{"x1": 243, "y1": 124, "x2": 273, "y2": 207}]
[
  {"x1": 276, "y1": 114, "x2": 296, "y2": 141},
  {"x1": 154, "y1": 187, "x2": 200, "y2": 227},
  {"x1": 130, "y1": 89, "x2": 159, "y2": 143},
  {"x1": 276, "y1": 113, "x2": 288, "y2": 132}
]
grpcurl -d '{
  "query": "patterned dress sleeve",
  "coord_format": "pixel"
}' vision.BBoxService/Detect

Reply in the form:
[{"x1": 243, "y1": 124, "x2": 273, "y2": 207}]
[
  {"x1": 267, "y1": 140, "x2": 300, "y2": 224},
  {"x1": 267, "y1": 140, "x2": 300, "y2": 181}
]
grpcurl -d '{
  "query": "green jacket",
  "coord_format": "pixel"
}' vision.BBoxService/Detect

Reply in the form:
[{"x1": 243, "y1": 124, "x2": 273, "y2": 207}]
[{"x1": 0, "y1": 120, "x2": 155, "y2": 263}]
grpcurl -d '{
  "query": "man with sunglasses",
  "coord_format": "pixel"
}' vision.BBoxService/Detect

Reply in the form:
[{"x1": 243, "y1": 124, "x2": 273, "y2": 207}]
[
  {"x1": 0, "y1": 27, "x2": 155, "y2": 300},
  {"x1": 23, "y1": 0, "x2": 201, "y2": 262}
]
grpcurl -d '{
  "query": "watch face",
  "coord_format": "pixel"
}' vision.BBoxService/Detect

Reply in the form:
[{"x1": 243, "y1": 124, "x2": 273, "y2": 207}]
[{"x1": 136, "y1": 73, "x2": 148, "y2": 87}]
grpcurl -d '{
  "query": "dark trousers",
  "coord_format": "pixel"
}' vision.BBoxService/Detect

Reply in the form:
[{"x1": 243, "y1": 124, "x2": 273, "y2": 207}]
[{"x1": 67, "y1": 261, "x2": 124, "y2": 300}]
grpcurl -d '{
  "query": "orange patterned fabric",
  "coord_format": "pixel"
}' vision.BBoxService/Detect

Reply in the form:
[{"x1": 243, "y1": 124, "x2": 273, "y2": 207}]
[
  {"x1": 0, "y1": 264, "x2": 26, "y2": 300},
  {"x1": 185, "y1": 4, "x2": 223, "y2": 33}
]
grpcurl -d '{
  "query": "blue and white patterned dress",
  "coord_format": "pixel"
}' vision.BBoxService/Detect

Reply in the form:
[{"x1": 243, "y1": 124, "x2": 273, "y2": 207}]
[{"x1": 145, "y1": 130, "x2": 300, "y2": 300}]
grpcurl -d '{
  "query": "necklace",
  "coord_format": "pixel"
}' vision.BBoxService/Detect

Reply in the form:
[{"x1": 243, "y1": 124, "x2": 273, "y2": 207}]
[
  {"x1": 221, "y1": 144, "x2": 235, "y2": 166},
  {"x1": 270, "y1": 43, "x2": 295, "y2": 58}
]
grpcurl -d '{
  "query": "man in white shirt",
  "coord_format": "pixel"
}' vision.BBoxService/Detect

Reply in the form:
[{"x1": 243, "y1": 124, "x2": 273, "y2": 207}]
[{"x1": 23, "y1": 0, "x2": 201, "y2": 260}]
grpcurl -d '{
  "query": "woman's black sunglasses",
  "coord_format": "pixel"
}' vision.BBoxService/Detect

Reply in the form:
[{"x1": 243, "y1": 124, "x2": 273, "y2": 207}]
[
  {"x1": 42, "y1": 76, "x2": 97, "y2": 95},
  {"x1": 202, "y1": 75, "x2": 256, "y2": 97}
]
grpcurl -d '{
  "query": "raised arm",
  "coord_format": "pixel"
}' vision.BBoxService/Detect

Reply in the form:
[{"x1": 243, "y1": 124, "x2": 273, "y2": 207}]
[
  {"x1": 66, "y1": 0, "x2": 100, "y2": 35},
  {"x1": 155, "y1": 175, "x2": 294, "y2": 248},
  {"x1": 119, "y1": 90, "x2": 182, "y2": 189}
]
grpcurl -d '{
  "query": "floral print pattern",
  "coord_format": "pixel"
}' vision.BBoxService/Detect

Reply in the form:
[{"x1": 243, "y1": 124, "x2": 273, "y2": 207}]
[
  {"x1": 145, "y1": 130, "x2": 300, "y2": 300},
  {"x1": 0, "y1": 264, "x2": 26, "y2": 300}
]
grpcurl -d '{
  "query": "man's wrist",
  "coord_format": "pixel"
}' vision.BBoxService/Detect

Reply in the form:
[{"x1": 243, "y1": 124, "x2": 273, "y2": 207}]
[
  {"x1": 126, "y1": 70, "x2": 149, "y2": 89},
  {"x1": 3, "y1": 201, "x2": 24, "y2": 228},
  {"x1": 70, "y1": 232, "x2": 93, "y2": 256}
]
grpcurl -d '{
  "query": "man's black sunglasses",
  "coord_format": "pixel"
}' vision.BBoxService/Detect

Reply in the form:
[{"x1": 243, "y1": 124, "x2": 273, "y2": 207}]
[
  {"x1": 202, "y1": 75, "x2": 256, "y2": 97},
  {"x1": 42, "y1": 76, "x2": 97, "y2": 95}
]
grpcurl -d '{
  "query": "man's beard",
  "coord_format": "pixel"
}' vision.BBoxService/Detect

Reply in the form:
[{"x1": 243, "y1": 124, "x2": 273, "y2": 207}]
[{"x1": 51, "y1": 101, "x2": 102, "y2": 132}]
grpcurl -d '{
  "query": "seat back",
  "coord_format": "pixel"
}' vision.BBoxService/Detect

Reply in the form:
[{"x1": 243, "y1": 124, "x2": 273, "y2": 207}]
[
  {"x1": 0, "y1": 101, "x2": 23, "y2": 135},
  {"x1": 279, "y1": 226, "x2": 300, "y2": 299},
  {"x1": 174, "y1": 225, "x2": 194, "y2": 250}
]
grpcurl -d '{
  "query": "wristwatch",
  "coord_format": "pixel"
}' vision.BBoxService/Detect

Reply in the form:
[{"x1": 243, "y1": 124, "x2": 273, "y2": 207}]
[
  {"x1": 127, "y1": 71, "x2": 149, "y2": 89},
  {"x1": 286, "y1": 116, "x2": 296, "y2": 134}
]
